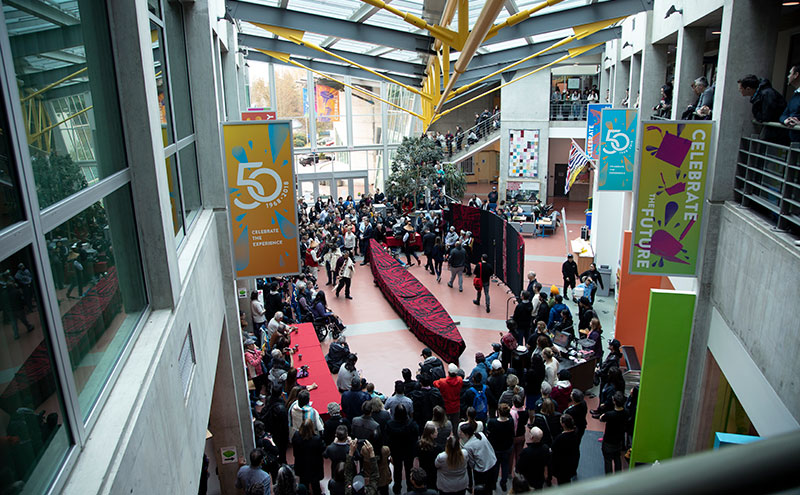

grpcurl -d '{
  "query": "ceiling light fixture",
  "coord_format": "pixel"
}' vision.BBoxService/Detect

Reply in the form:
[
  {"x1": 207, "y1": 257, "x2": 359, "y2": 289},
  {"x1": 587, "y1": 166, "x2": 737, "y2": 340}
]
[
  {"x1": 783, "y1": 1, "x2": 799, "y2": 5},
  {"x1": 712, "y1": 31, "x2": 721, "y2": 35}
]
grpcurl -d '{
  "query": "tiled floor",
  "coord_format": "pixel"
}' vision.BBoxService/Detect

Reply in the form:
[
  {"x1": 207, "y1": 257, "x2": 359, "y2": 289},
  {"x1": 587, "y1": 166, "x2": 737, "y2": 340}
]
[{"x1": 315, "y1": 199, "x2": 617, "y2": 487}]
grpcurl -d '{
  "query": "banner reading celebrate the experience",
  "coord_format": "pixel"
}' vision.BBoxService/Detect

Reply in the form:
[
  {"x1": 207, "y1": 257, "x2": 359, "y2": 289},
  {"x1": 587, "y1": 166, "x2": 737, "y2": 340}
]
[
  {"x1": 586, "y1": 103, "x2": 611, "y2": 160},
  {"x1": 598, "y1": 108, "x2": 637, "y2": 190},
  {"x1": 630, "y1": 121, "x2": 713, "y2": 276},
  {"x1": 222, "y1": 120, "x2": 301, "y2": 278}
]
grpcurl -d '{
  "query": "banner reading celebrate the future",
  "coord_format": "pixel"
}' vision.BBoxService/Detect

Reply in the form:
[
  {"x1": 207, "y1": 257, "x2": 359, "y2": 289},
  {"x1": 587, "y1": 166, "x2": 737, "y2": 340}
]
[
  {"x1": 222, "y1": 120, "x2": 301, "y2": 278},
  {"x1": 630, "y1": 121, "x2": 713, "y2": 276},
  {"x1": 598, "y1": 108, "x2": 637, "y2": 190},
  {"x1": 586, "y1": 103, "x2": 611, "y2": 160}
]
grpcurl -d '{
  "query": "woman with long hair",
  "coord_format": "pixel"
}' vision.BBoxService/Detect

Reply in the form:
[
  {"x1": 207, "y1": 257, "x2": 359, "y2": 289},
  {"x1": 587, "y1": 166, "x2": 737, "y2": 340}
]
[
  {"x1": 426, "y1": 406, "x2": 453, "y2": 451},
  {"x1": 416, "y1": 423, "x2": 441, "y2": 490},
  {"x1": 434, "y1": 435, "x2": 469, "y2": 495},
  {"x1": 542, "y1": 348, "x2": 558, "y2": 387},
  {"x1": 291, "y1": 419, "x2": 325, "y2": 495},
  {"x1": 275, "y1": 465, "x2": 298, "y2": 495},
  {"x1": 487, "y1": 403, "x2": 515, "y2": 492},
  {"x1": 586, "y1": 317, "x2": 603, "y2": 361},
  {"x1": 457, "y1": 406, "x2": 484, "y2": 446}
]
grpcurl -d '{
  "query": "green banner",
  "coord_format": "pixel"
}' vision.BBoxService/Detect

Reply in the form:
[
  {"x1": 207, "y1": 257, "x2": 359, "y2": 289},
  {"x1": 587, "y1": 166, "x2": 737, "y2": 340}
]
[{"x1": 630, "y1": 121, "x2": 713, "y2": 276}]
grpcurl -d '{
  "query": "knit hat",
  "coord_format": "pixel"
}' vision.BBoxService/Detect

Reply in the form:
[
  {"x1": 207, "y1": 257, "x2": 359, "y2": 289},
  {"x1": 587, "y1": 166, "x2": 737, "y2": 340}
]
[
  {"x1": 475, "y1": 352, "x2": 485, "y2": 361},
  {"x1": 550, "y1": 285, "x2": 559, "y2": 294},
  {"x1": 327, "y1": 402, "x2": 341, "y2": 415}
]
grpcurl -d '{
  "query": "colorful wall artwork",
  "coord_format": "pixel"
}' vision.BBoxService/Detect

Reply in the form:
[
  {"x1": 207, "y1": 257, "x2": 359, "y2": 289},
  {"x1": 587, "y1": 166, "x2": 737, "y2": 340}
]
[{"x1": 508, "y1": 129, "x2": 539, "y2": 178}]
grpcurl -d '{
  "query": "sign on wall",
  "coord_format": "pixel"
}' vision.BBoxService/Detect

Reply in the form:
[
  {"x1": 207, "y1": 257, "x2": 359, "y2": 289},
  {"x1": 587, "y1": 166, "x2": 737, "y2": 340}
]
[
  {"x1": 222, "y1": 121, "x2": 301, "y2": 278},
  {"x1": 630, "y1": 121, "x2": 713, "y2": 276},
  {"x1": 508, "y1": 129, "x2": 539, "y2": 178},
  {"x1": 598, "y1": 108, "x2": 637, "y2": 190},
  {"x1": 586, "y1": 103, "x2": 611, "y2": 160},
  {"x1": 242, "y1": 109, "x2": 277, "y2": 121}
]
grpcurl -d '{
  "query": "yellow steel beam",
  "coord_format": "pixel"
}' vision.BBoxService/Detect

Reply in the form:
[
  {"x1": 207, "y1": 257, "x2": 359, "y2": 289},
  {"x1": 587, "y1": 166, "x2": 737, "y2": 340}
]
[
  {"x1": 449, "y1": 16, "x2": 623, "y2": 98},
  {"x1": 437, "y1": 42, "x2": 602, "y2": 119},
  {"x1": 253, "y1": 22, "x2": 431, "y2": 101},
  {"x1": 434, "y1": 0, "x2": 507, "y2": 113},
  {"x1": 433, "y1": 0, "x2": 461, "y2": 51},
  {"x1": 255, "y1": 49, "x2": 423, "y2": 120},
  {"x1": 485, "y1": 0, "x2": 564, "y2": 40},
  {"x1": 358, "y1": 0, "x2": 460, "y2": 47},
  {"x1": 21, "y1": 67, "x2": 88, "y2": 103},
  {"x1": 30, "y1": 105, "x2": 93, "y2": 140}
]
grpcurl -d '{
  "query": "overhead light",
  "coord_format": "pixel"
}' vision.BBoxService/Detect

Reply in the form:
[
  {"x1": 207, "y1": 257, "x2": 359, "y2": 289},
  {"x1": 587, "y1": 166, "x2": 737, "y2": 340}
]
[
  {"x1": 712, "y1": 31, "x2": 721, "y2": 35},
  {"x1": 665, "y1": 5, "x2": 683, "y2": 18},
  {"x1": 783, "y1": 1, "x2": 800, "y2": 5}
]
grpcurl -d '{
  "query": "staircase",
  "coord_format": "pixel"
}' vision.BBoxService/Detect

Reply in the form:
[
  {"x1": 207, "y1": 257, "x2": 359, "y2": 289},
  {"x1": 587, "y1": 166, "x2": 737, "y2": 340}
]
[{"x1": 442, "y1": 113, "x2": 502, "y2": 165}]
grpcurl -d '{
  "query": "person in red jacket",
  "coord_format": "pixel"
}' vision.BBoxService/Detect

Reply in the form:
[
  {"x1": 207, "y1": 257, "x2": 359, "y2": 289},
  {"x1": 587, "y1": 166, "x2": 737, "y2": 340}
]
[
  {"x1": 550, "y1": 369, "x2": 573, "y2": 412},
  {"x1": 434, "y1": 363, "x2": 464, "y2": 427}
]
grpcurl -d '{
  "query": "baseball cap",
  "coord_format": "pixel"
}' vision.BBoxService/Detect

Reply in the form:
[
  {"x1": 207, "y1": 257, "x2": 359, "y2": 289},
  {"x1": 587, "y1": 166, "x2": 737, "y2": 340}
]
[
  {"x1": 491, "y1": 360, "x2": 502, "y2": 370},
  {"x1": 421, "y1": 347, "x2": 432, "y2": 357},
  {"x1": 244, "y1": 338, "x2": 256, "y2": 346},
  {"x1": 567, "y1": 253, "x2": 574, "y2": 258},
  {"x1": 448, "y1": 363, "x2": 458, "y2": 374},
  {"x1": 491, "y1": 342, "x2": 501, "y2": 351}
]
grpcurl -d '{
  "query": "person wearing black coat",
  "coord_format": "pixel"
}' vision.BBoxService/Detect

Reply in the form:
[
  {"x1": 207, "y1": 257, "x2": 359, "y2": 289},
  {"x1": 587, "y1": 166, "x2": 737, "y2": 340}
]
[
  {"x1": 524, "y1": 353, "x2": 546, "y2": 410},
  {"x1": 387, "y1": 405, "x2": 420, "y2": 494},
  {"x1": 260, "y1": 387, "x2": 290, "y2": 464},
  {"x1": 596, "y1": 339, "x2": 622, "y2": 394},
  {"x1": 579, "y1": 262, "x2": 604, "y2": 303},
  {"x1": 422, "y1": 229, "x2": 437, "y2": 274},
  {"x1": 551, "y1": 415, "x2": 581, "y2": 485},
  {"x1": 562, "y1": 254, "x2": 579, "y2": 301},
  {"x1": 534, "y1": 292, "x2": 550, "y2": 326},
  {"x1": 408, "y1": 374, "x2": 445, "y2": 431},
  {"x1": 738, "y1": 74, "x2": 789, "y2": 144},
  {"x1": 292, "y1": 419, "x2": 326, "y2": 495},
  {"x1": 563, "y1": 390, "x2": 588, "y2": 441},
  {"x1": 512, "y1": 291, "x2": 534, "y2": 345},
  {"x1": 516, "y1": 427, "x2": 550, "y2": 490}
]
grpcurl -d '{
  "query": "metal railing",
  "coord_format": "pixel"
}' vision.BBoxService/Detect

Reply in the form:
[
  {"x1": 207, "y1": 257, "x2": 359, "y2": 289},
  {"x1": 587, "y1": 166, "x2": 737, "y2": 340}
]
[
  {"x1": 441, "y1": 111, "x2": 501, "y2": 161},
  {"x1": 550, "y1": 99, "x2": 593, "y2": 120},
  {"x1": 735, "y1": 122, "x2": 800, "y2": 237}
]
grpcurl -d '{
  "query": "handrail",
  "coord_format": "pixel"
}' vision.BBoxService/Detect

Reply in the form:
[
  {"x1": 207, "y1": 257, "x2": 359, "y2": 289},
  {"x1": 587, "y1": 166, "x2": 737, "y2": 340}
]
[
  {"x1": 452, "y1": 110, "x2": 500, "y2": 140},
  {"x1": 545, "y1": 430, "x2": 800, "y2": 494}
]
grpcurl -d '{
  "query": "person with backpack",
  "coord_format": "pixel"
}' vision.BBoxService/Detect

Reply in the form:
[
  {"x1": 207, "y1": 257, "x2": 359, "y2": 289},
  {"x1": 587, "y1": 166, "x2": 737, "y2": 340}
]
[
  {"x1": 498, "y1": 374, "x2": 525, "y2": 407},
  {"x1": 419, "y1": 348, "x2": 446, "y2": 380},
  {"x1": 460, "y1": 374, "x2": 489, "y2": 423}
]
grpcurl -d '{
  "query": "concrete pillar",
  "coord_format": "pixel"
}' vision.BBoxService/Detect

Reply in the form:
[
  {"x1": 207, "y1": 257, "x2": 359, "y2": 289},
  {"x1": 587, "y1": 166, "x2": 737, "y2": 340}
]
[
  {"x1": 628, "y1": 53, "x2": 641, "y2": 109},
  {"x1": 599, "y1": 67, "x2": 611, "y2": 105},
  {"x1": 673, "y1": 0, "x2": 781, "y2": 456},
  {"x1": 499, "y1": 67, "x2": 550, "y2": 203},
  {"x1": 222, "y1": 25, "x2": 242, "y2": 121},
  {"x1": 671, "y1": 27, "x2": 704, "y2": 120},
  {"x1": 613, "y1": 59, "x2": 630, "y2": 107},
  {"x1": 638, "y1": 10, "x2": 669, "y2": 118}
]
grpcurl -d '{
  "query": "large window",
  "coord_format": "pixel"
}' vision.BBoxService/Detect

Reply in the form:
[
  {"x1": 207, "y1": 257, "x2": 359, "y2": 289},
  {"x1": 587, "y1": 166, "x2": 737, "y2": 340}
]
[
  {"x1": 351, "y1": 78, "x2": 381, "y2": 146},
  {"x1": 1, "y1": 0, "x2": 151, "y2": 490},
  {"x1": 314, "y1": 75, "x2": 346, "y2": 147},
  {"x1": 274, "y1": 66, "x2": 309, "y2": 148},
  {"x1": 150, "y1": 0, "x2": 201, "y2": 241}
]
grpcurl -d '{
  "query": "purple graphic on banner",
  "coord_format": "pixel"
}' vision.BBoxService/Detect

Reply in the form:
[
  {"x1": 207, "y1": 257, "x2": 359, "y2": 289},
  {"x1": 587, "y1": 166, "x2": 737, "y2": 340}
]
[{"x1": 586, "y1": 103, "x2": 611, "y2": 160}]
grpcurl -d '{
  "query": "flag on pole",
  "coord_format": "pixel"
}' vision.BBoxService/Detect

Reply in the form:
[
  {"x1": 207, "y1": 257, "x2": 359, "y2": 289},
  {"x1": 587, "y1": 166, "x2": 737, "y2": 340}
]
[{"x1": 565, "y1": 139, "x2": 591, "y2": 194}]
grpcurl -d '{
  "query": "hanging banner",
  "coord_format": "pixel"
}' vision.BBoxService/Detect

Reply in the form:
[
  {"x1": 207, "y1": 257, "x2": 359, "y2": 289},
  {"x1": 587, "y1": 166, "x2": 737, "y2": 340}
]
[
  {"x1": 222, "y1": 121, "x2": 301, "y2": 278},
  {"x1": 586, "y1": 103, "x2": 611, "y2": 160},
  {"x1": 315, "y1": 84, "x2": 340, "y2": 122},
  {"x1": 630, "y1": 121, "x2": 713, "y2": 276},
  {"x1": 598, "y1": 108, "x2": 637, "y2": 190}
]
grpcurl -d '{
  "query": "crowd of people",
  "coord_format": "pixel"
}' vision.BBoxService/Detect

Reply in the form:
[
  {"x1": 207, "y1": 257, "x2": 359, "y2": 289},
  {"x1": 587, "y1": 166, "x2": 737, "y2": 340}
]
[{"x1": 427, "y1": 108, "x2": 500, "y2": 158}]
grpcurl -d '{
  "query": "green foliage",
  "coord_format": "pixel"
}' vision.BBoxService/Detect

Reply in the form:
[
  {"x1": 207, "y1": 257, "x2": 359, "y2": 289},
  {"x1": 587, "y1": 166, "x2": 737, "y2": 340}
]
[
  {"x1": 32, "y1": 152, "x2": 88, "y2": 209},
  {"x1": 387, "y1": 136, "x2": 466, "y2": 204},
  {"x1": 294, "y1": 133, "x2": 308, "y2": 148}
]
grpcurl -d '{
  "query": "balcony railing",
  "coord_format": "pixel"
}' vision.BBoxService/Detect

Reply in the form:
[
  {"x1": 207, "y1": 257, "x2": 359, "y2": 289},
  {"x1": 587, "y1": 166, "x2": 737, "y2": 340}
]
[
  {"x1": 550, "y1": 99, "x2": 592, "y2": 121},
  {"x1": 735, "y1": 123, "x2": 800, "y2": 237}
]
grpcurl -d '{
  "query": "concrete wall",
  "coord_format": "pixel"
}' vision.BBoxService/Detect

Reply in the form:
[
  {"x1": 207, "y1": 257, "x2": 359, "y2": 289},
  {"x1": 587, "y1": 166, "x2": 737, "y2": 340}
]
[
  {"x1": 708, "y1": 205, "x2": 800, "y2": 421},
  {"x1": 63, "y1": 211, "x2": 249, "y2": 494},
  {"x1": 500, "y1": 68, "x2": 550, "y2": 202}
]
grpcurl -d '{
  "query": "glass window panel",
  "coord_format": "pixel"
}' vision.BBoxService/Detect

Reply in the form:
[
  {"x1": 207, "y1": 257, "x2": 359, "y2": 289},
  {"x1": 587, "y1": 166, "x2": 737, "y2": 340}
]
[
  {"x1": 314, "y1": 75, "x2": 346, "y2": 147},
  {"x1": 165, "y1": 153, "x2": 184, "y2": 238},
  {"x1": 352, "y1": 115, "x2": 382, "y2": 146},
  {"x1": 148, "y1": 0, "x2": 160, "y2": 15},
  {"x1": 292, "y1": 118, "x2": 310, "y2": 149},
  {"x1": 274, "y1": 66, "x2": 307, "y2": 118},
  {"x1": 164, "y1": 1, "x2": 194, "y2": 140},
  {"x1": 178, "y1": 143, "x2": 201, "y2": 226},
  {"x1": 351, "y1": 78, "x2": 381, "y2": 116},
  {"x1": 248, "y1": 61, "x2": 271, "y2": 108},
  {"x1": 0, "y1": 247, "x2": 72, "y2": 493},
  {"x1": 151, "y1": 24, "x2": 173, "y2": 148},
  {"x1": 0, "y1": 95, "x2": 24, "y2": 229},
  {"x1": 317, "y1": 179, "x2": 332, "y2": 201},
  {"x1": 5, "y1": 1, "x2": 128, "y2": 208},
  {"x1": 44, "y1": 185, "x2": 147, "y2": 420}
]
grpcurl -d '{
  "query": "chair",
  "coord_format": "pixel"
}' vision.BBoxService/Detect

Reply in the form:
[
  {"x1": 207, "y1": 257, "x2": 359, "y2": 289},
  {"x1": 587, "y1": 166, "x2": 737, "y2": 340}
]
[{"x1": 621, "y1": 345, "x2": 641, "y2": 387}]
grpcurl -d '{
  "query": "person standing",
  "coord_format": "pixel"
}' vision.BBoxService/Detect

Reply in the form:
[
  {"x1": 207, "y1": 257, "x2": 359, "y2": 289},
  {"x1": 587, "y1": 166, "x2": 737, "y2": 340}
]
[
  {"x1": 65, "y1": 251, "x2": 85, "y2": 299},
  {"x1": 422, "y1": 228, "x2": 437, "y2": 274},
  {"x1": 387, "y1": 405, "x2": 419, "y2": 494},
  {"x1": 435, "y1": 435, "x2": 470, "y2": 495},
  {"x1": 579, "y1": 263, "x2": 604, "y2": 303},
  {"x1": 335, "y1": 250, "x2": 355, "y2": 299},
  {"x1": 564, "y1": 390, "x2": 588, "y2": 442},
  {"x1": 431, "y1": 237, "x2": 445, "y2": 283},
  {"x1": 459, "y1": 422, "x2": 498, "y2": 493},
  {"x1": 516, "y1": 427, "x2": 550, "y2": 491},
  {"x1": 251, "y1": 291, "x2": 267, "y2": 346},
  {"x1": 416, "y1": 424, "x2": 442, "y2": 491},
  {"x1": 486, "y1": 403, "x2": 515, "y2": 492},
  {"x1": 599, "y1": 392, "x2": 628, "y2": 474},
  {"x1": 447, "y1": 242, "x2": 467, "y2": 292},
  {"x1": 236, "y1": 448, "x2": 272, "y2": 495},
  {"x1": 562, "y1": 254, "x2": 578, "y2": 301},
  {"x1": 551, "y1": 414, "x2": 581, "y2": 485},
  {"x1": 292, "y1": 419, "x2": 326, "y2": 495},
  {"x1": 403, "y1": 224, "x2": 421, "y2": 267},
  {"x1": 434, "y1": 364, "x2": 464, "y2": 428},
  {"x1": 512, "y1": 291, "x2": 533, "y2": 345},
  {"x1": 472, "y1": 254, "x2": 493, "y2": 313},
  {"x1": 359, "y1": 217, "x2": 373, "y2": 265}
]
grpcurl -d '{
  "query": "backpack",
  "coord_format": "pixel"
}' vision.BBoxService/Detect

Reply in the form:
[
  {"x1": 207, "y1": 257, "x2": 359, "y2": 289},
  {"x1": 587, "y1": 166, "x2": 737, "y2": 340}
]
[{"x1": 471, "y1": 385, "x2": 489, "y2": 421}]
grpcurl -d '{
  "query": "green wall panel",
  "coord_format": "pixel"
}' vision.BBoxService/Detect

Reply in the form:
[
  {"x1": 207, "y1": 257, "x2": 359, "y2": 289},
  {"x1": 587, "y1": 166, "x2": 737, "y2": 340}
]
[{"x1": 630, "y1": 289, "x2": 696, "y2": 466}]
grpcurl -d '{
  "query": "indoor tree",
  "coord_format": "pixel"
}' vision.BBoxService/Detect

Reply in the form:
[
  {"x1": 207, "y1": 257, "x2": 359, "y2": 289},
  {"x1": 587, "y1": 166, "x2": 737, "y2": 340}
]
[{"x1": 387, "y1": 136, "x2": 466, "y2": 206}]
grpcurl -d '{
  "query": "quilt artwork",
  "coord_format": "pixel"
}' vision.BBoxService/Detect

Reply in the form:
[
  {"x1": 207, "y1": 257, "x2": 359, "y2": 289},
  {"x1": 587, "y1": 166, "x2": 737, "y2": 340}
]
[{"x1": 508, "y1": 129, "x2": 539, "y2": 178}]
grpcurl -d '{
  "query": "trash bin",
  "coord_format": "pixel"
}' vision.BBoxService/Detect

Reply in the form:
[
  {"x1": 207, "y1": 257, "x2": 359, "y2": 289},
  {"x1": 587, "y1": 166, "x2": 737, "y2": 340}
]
[
  {"x1": 597, "y1": 265, "x2": 612, "y2": 297},
  {"x1": 585, "y1": 210, "x2": 592, "y2": 228}
]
